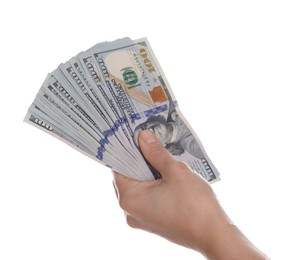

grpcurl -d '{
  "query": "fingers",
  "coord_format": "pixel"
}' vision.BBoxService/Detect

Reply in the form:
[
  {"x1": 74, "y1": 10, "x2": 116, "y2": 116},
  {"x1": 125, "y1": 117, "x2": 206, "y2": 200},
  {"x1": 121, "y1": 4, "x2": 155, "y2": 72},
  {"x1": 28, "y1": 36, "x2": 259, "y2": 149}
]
[
  {"x1": 113, "y1": 171, "x2": 147, "y2": 219},
  {"x1": 126, "y1": 214, "x2": 142, "y2": 229},
  {"x1": 113, "y1": 171, "x2": 131, "y2": 197},
  {"x1": 112, "y1": 171, "x2": 140, "y2": 200},
  {"x1": 112, "y1": 172, "x2": 145, "y2": 229},
  {"x1": 113, "y1": 171, "x2": 134, "y2": 188},
  {"x1": 138, "y1": 130, "x2": 176, "y2": 178}
]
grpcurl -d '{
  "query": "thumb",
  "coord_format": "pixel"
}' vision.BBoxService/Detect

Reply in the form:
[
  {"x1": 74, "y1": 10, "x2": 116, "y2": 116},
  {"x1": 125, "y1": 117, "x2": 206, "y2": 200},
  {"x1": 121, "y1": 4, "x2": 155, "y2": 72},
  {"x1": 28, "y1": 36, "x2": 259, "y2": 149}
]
[{"x1": 138, "y1": 130, "x2": 175, "y2": 178}]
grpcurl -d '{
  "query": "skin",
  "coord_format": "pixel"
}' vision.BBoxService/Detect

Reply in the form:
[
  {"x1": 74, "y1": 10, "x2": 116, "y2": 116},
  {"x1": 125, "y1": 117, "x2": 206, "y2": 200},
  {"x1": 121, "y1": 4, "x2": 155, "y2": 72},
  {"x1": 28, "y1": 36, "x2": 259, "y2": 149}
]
[{"x1": 113, "y1": 130, "x2": 269, "y2": 259}]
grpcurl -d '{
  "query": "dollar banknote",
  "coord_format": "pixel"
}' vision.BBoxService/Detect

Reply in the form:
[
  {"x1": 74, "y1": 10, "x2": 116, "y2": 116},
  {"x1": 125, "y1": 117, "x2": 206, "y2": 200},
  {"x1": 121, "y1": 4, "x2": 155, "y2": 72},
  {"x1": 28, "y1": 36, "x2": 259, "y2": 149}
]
[{"x1": 25, "y1": 37, "x2": 220, "y2": 182}]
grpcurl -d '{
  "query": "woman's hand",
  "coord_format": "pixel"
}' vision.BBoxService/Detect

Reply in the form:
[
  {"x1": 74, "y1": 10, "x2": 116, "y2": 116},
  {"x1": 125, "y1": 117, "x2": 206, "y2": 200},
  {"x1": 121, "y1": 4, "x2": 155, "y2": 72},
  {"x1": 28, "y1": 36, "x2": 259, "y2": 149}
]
[{"x1": 113, "y1": 130, "x2": 268, "y2": 259}]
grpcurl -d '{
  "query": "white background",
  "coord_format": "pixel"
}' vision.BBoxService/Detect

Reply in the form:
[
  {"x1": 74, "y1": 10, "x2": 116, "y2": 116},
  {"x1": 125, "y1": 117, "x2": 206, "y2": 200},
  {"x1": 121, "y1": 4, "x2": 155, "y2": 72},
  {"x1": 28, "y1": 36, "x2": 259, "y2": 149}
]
[{"x1": 0, "y1": 0, "x2": 281, "y2": 259}]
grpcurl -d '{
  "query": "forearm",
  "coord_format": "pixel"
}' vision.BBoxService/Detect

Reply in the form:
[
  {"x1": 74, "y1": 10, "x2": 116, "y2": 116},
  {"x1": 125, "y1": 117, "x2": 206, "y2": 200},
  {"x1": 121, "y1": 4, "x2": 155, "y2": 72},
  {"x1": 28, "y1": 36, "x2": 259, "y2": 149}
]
[{"x1": 200, "y1": 221, "x2": 268, "y2": 260}]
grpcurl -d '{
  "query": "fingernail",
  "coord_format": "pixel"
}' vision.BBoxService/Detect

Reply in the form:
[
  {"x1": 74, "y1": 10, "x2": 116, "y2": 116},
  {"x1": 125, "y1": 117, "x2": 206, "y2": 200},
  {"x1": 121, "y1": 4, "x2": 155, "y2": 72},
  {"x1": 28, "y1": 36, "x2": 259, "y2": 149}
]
[{"x1": 140, "y1": 130, "x2": 157, "y2": 144}]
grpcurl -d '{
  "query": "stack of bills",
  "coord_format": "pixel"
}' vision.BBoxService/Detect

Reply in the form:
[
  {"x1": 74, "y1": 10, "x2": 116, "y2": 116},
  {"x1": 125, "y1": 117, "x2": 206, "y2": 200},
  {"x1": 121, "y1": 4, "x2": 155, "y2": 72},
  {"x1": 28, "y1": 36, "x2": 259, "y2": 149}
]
[{"x1": 24, "y1": 37, "x2": 220, "y2": 182}]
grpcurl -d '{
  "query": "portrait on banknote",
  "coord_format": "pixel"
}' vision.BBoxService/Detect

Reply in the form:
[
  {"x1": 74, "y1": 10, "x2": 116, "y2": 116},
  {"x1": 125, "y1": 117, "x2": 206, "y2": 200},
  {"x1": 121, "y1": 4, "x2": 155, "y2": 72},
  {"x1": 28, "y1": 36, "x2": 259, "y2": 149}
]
[{"x1": 133, "y1": 109, "x2": 205, "y2": 159}]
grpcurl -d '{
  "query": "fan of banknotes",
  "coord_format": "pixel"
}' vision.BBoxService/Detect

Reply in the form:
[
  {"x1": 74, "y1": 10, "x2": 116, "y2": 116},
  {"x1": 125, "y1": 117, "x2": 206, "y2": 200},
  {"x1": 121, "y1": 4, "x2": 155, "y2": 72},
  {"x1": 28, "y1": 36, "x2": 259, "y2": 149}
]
[{"x1": 24, "y1": 37, "x2": 220, "y2": 182}]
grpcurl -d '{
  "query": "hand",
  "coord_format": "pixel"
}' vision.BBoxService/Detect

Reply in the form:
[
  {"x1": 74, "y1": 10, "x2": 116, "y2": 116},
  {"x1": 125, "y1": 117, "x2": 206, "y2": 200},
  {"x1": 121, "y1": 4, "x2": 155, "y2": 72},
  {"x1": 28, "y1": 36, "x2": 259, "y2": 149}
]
[{"x1": 113, "y1": 130, "x2": 268, "y2": 259}]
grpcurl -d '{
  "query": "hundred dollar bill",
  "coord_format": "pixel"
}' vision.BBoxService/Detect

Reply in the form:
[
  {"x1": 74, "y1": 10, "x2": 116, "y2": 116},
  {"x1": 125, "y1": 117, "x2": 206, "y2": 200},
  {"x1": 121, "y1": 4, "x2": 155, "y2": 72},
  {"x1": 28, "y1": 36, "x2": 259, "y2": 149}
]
[
  {"x1": 91, "y1": 38, "x2": 220, "y2": 182},
  {"x1": 26, "y1": 74, "x2": 151, "y2": 179},
  {"x1": 25, "y1": 109, "x2": 140, "y2": 177},
  {"x1": 25, "y1": 37, "x2": 220, "y2": 183}
]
